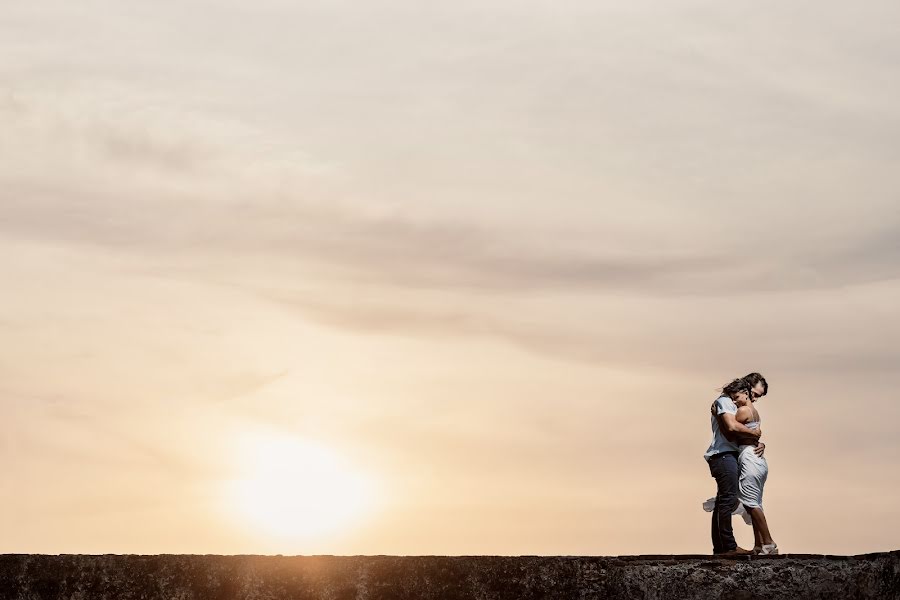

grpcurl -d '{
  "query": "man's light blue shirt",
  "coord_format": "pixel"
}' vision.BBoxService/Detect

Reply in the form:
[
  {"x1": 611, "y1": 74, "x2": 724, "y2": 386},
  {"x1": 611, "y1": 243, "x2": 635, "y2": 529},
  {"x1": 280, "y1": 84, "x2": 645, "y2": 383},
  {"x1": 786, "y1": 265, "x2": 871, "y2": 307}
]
[{"x1": 704, "y1": 395, "x2": 740, "y2": 461}]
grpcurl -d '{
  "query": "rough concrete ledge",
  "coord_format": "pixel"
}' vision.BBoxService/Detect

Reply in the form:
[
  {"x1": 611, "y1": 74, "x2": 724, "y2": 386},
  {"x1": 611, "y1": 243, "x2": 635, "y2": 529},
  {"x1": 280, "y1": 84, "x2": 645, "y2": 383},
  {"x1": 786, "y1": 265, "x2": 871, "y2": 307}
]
[{"x1": 1, "y1": 552, "x2": 898, "y2": 600}]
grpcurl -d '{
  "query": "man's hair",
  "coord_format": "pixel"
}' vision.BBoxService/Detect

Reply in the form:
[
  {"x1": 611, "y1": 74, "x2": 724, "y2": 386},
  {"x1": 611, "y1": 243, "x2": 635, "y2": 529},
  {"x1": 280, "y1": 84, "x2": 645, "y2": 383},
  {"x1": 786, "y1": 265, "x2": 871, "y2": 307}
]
[
  {"x1": 742, "y1": 372, "x2": 768, "y2": 397},
  {"x1": 722, "y1": 378, "x2": 751, "y2": 399}
]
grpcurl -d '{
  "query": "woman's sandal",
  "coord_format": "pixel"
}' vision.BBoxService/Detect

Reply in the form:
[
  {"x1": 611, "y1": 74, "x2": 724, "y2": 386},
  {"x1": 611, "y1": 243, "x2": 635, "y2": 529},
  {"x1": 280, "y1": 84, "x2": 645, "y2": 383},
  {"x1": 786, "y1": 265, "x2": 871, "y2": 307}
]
[{"x1": 758, "y1": 543, "x2": 779, "y2": 555}]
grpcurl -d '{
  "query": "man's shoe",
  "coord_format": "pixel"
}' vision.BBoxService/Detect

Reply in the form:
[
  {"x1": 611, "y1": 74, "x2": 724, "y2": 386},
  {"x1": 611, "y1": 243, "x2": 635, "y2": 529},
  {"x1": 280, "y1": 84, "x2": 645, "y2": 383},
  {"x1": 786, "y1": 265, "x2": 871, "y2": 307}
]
[{"x1": 715, "y1": 546, "x2": 753, "y2": 557}]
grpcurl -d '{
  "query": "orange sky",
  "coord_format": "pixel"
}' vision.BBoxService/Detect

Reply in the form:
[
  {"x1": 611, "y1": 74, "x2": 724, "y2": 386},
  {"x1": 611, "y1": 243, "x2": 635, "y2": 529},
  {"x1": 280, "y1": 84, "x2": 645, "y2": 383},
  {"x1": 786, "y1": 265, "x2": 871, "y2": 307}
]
[{"x1": 1, "y1": 0, "x2": 899, "y2": 556}]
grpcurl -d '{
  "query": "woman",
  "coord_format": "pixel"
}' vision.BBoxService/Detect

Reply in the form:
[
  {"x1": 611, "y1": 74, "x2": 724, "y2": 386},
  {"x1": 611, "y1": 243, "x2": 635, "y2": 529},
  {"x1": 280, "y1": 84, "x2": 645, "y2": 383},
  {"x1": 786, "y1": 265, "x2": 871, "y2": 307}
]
[
  {"x1": 702, "y1": 379, "x2": 778, "y2": 555},
  {"x1": 733, "y1": 382, "x2": 778, "y2": 554}
]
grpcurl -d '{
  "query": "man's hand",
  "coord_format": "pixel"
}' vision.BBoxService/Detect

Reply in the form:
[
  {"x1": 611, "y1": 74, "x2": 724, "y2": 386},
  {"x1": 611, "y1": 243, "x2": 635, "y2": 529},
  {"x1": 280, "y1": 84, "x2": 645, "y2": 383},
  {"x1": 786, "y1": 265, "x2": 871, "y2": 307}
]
[{"x1": 754, "y1": 441, "x2": 766, "y2": 457}]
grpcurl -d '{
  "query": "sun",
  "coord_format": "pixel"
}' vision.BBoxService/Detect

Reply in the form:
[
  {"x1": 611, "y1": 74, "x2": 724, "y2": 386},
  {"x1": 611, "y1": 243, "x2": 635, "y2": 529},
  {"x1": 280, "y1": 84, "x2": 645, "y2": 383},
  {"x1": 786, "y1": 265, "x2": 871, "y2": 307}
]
[{"x1": 221, "y1": 427, "x2": 379, "y2": 539}]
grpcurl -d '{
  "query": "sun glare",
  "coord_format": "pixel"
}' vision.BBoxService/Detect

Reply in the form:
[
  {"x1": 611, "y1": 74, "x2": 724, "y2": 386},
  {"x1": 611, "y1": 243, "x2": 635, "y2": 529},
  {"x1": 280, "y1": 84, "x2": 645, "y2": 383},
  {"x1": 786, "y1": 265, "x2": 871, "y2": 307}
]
[{"x1": 222, "y1": 427, "x2": 379, "y2": 539}]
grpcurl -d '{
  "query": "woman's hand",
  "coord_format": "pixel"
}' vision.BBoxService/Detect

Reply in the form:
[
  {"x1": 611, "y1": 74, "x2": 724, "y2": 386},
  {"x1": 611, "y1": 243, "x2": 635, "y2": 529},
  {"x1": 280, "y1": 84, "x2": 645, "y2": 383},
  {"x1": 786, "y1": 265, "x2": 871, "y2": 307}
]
[{"x1": 754, "y1": 442, "x2": 766, "y2": 457}]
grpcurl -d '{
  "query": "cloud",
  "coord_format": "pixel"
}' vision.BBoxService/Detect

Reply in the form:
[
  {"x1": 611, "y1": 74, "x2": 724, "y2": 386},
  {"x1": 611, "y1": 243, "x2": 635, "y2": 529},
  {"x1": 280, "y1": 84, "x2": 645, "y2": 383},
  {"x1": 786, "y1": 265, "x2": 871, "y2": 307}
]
[
  {"x1": 2, "y1": 1, "x2": 900, "y2": 377},
  {"x1": 257, "y1": 275, "x2": 900, "y2": 377},
  {"x1": 2, "y1": 111, "x2": 898, "y2": 299}
]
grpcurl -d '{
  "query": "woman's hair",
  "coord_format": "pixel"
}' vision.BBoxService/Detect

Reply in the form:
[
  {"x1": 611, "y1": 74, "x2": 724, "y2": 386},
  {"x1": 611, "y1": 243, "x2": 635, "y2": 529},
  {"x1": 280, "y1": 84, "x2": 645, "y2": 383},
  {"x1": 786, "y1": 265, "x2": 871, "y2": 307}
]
[
  {"x1": 722, "y1": 378, "x2": 751, "y2": 399},
  {"x1": 742, "y1": 372, "x2": 768, "y2": 397}
]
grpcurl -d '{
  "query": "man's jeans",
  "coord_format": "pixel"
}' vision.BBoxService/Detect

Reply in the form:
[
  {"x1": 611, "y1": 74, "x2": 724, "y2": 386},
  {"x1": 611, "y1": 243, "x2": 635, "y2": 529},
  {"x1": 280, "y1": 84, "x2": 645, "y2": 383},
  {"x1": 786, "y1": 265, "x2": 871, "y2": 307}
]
[{"x1": 708, "y1": 451, "x2": 740, "y2": 553}]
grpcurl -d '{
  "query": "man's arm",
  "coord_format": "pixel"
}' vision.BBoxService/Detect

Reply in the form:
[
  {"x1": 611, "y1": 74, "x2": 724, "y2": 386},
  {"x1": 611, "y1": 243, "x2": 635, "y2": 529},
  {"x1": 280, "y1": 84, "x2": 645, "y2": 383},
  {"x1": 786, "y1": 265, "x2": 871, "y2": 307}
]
[{"x1": 716, "y1": 412, "x2": 762, "y2": 445}]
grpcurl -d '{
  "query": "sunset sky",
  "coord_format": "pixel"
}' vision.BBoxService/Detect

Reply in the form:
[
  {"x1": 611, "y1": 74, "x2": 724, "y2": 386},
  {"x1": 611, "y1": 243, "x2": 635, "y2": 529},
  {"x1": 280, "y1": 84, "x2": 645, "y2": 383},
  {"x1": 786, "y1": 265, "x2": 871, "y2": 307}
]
[{"x1": 2, "y1": 1, "x2": 899, "y2": 556}]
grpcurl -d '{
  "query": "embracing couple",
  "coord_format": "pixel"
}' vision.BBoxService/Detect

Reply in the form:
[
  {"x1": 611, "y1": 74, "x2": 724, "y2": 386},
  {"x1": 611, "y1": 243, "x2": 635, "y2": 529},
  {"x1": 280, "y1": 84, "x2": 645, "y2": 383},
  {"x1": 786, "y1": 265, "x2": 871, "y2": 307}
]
[{"x1": 703, "y1": 372, "x2": 778, "y2": 556}]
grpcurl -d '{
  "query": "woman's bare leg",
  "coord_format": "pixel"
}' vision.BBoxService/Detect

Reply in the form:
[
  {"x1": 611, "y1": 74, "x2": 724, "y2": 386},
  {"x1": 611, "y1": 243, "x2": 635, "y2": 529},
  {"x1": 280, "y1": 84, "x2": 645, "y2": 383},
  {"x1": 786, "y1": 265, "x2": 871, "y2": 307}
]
[
  {"x1": 748, "y1": 507, "x2": 774, "y2": 545},
  {"x1": 752, "y1": 515, "x2": 763, "y2": 549}
]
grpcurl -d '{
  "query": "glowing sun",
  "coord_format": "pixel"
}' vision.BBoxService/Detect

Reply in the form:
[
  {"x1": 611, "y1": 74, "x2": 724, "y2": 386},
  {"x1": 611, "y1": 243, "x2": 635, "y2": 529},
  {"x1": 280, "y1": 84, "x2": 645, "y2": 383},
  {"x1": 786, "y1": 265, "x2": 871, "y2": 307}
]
[{"x1": 222, "y1": 427, "x2": 379, "y2": 539}]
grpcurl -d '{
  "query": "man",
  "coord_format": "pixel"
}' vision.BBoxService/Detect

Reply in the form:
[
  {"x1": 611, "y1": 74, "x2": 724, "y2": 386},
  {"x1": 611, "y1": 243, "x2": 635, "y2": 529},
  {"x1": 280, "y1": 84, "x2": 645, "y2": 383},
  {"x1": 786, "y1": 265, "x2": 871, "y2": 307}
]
[{"x1": 704, "y1": 373, "x2": 768, "y2": 555}]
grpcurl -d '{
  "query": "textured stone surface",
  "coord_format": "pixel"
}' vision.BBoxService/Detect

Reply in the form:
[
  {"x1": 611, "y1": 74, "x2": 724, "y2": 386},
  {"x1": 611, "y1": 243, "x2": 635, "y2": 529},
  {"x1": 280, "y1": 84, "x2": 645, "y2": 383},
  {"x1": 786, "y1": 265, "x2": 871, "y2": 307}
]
[{"x1": 1, "y1": 552, "x2": 898, "y2": 600}]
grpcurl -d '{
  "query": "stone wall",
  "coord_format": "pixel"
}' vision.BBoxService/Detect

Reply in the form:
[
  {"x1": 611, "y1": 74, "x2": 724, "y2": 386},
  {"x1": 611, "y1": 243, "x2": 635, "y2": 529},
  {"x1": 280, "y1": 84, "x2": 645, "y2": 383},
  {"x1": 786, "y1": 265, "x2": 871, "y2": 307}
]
[{"x1": 1, "y1": 551, "x2": 898, "y2": 600}]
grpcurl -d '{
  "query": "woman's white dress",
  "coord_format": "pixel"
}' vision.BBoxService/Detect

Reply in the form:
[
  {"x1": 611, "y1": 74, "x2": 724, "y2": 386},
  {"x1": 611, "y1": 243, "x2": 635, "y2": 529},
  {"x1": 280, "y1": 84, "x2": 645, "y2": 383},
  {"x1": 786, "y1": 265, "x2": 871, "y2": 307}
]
[{"x1": 702, "y1": 420, "x2": 768, "y2": 525}]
